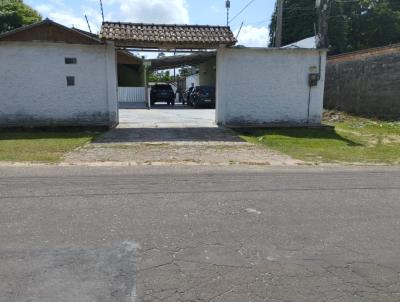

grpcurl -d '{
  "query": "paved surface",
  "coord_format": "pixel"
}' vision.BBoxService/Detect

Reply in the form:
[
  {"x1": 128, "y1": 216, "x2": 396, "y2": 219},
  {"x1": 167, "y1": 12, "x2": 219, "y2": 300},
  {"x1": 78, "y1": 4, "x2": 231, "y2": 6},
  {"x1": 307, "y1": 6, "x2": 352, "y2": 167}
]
[
  {"x1": 1, "y1": 166, "x2": 400, "y2": 302},
  {"x1": 65, "y1": 106, "x2": 299, "y2": 166},
  {"x1": 119, "y1": 105, "x2": 216, "y2": 128}
]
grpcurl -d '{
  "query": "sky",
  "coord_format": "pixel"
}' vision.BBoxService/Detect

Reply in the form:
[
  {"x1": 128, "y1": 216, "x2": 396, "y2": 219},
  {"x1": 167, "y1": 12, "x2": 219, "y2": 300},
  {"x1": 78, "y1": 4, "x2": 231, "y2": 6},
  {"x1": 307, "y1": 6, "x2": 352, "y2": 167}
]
[{"x1": 25, "y1": 0, "x2": 275, "y2": 49}]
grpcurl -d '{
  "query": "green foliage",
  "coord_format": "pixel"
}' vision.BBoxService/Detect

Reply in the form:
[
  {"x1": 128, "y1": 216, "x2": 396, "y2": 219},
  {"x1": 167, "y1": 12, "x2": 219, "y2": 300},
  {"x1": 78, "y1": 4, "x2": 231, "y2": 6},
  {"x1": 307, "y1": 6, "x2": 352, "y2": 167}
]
[
  {"x1": 148, "y1": 70, "x2": 172, "y2": 83},
  {"x1": 0, "y1": 129, "x2": 98, "y2": 162},
  {"x1": 238, "y1": 112, "x2": 400, "y2": 164},
  {"x1": 351, "y1": 1, "x2": 400, "y2": 50},
  {"x1": 179, "y1": 67, "x2": 192, "y2": 77},
  {"x1": 268, "y1": 0, "x2": 400, "y2": 54},
  {"x1": 269, "y1": 0, "x2": 317, "y2": 48},
  {"x1": 0, "y1": 0, "x2": 42, "y2": 33}
]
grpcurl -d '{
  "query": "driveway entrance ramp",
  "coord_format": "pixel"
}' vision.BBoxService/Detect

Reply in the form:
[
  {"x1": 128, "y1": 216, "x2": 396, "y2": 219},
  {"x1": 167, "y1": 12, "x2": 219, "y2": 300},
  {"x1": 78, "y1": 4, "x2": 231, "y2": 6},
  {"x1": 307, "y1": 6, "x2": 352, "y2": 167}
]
[{"x1": 64, "y1": 107, "x2": 300, "y2": 166}]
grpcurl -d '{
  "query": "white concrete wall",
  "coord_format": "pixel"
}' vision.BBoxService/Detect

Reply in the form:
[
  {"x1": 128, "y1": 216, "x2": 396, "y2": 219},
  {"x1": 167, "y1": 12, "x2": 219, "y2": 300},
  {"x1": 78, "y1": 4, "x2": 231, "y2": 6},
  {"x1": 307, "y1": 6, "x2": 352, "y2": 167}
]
[
  {"x1": 185, "y1": 74, "x2": 199, "y2": 89},
  {"x1": 216, "y1": 47, "x2": 327, "y2": 126},
  {"x1": 0, "y1": 41, "x2": 118, "y2": 127},
  {"x1": 199, "y1": 58, "x2": 216, "y2": 86}
]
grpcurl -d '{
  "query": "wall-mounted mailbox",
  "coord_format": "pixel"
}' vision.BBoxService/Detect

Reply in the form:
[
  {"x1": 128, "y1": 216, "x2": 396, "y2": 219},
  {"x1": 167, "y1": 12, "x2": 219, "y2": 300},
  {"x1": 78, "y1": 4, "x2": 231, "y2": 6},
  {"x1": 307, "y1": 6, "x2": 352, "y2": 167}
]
[{"x1": 309, "y1": 73, "x2": 320, "y2": 87}]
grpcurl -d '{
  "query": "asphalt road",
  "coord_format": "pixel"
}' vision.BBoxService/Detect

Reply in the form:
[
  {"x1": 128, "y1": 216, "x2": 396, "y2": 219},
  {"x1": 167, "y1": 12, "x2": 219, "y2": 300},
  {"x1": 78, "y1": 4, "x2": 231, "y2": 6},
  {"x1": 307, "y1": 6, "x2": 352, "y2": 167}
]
[{"x1": 1, "y1": 166, "x2": 400, "y2": 302}]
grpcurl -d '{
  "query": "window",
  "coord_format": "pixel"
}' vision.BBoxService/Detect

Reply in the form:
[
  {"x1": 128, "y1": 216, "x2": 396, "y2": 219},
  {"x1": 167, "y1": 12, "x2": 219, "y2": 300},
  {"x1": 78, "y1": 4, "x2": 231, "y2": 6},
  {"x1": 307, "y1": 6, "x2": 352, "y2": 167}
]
[
  {"x1": 66, "y1": 76, "x2": 75, "y2": 86},
  {"x1": 65, "y1": 57, "x2": 77, "y2": 64}
]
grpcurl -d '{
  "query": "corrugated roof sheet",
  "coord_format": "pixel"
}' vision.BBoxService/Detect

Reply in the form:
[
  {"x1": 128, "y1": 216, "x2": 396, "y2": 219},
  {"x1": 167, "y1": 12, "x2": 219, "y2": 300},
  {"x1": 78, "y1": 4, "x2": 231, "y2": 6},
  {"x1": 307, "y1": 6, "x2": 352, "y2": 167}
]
[{"x1": 100, "y1": 22, "x2": 236, "y2": 49}]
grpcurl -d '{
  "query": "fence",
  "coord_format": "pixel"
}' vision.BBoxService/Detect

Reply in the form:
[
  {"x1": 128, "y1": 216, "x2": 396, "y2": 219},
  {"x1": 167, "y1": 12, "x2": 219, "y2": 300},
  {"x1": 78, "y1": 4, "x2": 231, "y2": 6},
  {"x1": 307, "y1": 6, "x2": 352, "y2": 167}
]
[
  {"x1": 324, "y1": 47, "x2": 400, "y2": 119},
  {"x1": 118, "y1": 87, "x2": 146, "y2": 103}
]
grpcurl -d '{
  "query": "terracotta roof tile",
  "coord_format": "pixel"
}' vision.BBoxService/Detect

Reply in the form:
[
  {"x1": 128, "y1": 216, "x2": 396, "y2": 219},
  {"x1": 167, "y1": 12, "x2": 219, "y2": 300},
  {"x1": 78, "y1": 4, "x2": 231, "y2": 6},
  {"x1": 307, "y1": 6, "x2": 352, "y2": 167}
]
[{"x1": 99, "y1": 22, "x2": 236, "y2": 49}]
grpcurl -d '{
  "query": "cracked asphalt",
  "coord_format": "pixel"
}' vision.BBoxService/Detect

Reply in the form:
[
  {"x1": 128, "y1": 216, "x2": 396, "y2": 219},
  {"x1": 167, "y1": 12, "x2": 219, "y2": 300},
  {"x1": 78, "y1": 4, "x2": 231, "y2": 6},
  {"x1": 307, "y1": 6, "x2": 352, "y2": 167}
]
[{"x1": 1, "y1": 166, "x2": 400, "y2": 301}]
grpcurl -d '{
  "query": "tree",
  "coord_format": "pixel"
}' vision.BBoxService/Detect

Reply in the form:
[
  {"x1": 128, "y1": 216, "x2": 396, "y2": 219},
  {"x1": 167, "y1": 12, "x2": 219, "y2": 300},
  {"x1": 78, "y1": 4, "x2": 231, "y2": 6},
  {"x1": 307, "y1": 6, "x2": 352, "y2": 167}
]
[
  {"x1": 0, "y1": 0, "x2": 42, "y2": 33},
  {"x1": 148, "y1": 70, "x2": 172, "y2": 83},
  {"x1": 269, "y1": 0, "x2": 317, "y2": 47},
  {"x1": 179, "y1": 67, "x2": 192, "y2": 77},
  {"x1": 351, "y1": 1, "x2": 400, "y2": 50},
  {"x1": 268, "y1": 0, "x2": 400, "y2": 54}
]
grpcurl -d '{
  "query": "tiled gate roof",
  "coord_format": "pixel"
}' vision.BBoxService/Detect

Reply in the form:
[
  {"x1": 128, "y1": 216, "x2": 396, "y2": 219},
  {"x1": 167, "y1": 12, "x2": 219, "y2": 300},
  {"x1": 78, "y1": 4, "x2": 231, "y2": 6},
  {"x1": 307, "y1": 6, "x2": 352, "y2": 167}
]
[{"x1": 100, "y1": 22, "x2": 236, "y2": 49}]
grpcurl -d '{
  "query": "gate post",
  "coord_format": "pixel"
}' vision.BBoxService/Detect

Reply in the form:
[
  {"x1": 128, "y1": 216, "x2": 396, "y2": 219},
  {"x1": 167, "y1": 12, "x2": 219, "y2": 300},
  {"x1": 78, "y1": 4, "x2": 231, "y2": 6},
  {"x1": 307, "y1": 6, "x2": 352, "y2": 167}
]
[{"x1": 143, "y1": 59, "x2": 151, "y2": 109}]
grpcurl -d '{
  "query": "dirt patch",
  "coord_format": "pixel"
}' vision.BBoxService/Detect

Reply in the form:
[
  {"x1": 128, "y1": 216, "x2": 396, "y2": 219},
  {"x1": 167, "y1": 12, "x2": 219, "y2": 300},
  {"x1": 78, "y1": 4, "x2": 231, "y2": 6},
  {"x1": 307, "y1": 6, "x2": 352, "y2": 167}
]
[
  {"x1": 64, "y1": 142, "x2": 301, "y2": 166},
  {"x1": 382, "y1": 135, "x2": 400, "y2": 144},
  {"x1": 63, "y1": 125, "x2": 301, "y2": 166}
]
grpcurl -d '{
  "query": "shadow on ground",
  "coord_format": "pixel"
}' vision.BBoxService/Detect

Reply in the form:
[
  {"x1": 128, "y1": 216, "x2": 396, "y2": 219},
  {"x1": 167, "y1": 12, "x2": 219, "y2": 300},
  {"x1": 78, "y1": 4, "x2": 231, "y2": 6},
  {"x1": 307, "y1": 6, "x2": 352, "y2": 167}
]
[
  {"x1": 237, "y1": 127, "x2": 362, "y2": 147},
  {"x1": 95, "y1": 127, "x2": 244, "y2": 143}
]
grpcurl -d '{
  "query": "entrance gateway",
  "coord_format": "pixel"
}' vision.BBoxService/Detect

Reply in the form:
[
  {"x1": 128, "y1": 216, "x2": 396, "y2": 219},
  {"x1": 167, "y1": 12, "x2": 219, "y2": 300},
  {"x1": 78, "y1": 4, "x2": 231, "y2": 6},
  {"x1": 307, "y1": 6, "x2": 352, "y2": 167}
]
[
  {"x1": 100, "y1": 22, "x2": 236, "y2": 124},
  {"x1": 100, "y1": 21, "x2": 326, "y2": 127}
]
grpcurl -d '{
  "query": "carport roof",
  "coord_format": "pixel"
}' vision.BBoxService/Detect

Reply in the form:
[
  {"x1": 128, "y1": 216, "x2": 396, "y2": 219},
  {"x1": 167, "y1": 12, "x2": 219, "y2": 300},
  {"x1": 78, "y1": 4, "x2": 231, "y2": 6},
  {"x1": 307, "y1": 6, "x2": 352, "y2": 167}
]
[
  {"x1": 150, "y1": 52, "x2": 216, "y2": 70},
  {"x1": 100, "y1": 22, "x2": 236, "y2": 49}
]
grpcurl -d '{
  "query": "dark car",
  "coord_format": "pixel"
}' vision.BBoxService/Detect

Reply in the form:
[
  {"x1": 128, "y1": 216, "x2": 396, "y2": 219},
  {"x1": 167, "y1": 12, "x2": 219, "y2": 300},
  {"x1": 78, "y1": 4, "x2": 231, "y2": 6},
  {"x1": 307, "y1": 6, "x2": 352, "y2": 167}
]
[
  {"x1": 189, "y1": 86, "x2": 216, "y2": 108},
  {"x1": 183, "y1": 87, "x2": 195, "y2": 105},
  {"x1": 150, "y1": 84, "x2": 175, "y2": 106}
]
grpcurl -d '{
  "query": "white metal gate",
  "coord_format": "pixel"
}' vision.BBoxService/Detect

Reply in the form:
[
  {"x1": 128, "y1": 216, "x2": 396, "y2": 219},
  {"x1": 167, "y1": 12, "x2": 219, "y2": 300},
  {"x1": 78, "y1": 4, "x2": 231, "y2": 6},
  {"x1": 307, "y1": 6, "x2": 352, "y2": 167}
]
[{"x1": 118, "y1": 87, "x2": 146, "y2": 103}]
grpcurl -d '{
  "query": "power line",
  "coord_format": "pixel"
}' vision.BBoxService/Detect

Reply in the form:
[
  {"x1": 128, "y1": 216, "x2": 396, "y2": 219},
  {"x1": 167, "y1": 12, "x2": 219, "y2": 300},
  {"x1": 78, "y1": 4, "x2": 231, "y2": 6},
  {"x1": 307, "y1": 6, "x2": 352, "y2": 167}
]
[
  {"x1": 236, "y1": 22, "x2": 244, "y2": 39},
  {"x1": 84, "y1": 14, "x2": 92, "y2": 33},
  {"x1": 99, "y1": 0, "x2": 105, "y2": 23},
  {"x1": 230, "y1": 17, "x2": 267, "y2": 28},
  {"x1": 229, "y1": 0, "x2": 257, "y2": 24}
]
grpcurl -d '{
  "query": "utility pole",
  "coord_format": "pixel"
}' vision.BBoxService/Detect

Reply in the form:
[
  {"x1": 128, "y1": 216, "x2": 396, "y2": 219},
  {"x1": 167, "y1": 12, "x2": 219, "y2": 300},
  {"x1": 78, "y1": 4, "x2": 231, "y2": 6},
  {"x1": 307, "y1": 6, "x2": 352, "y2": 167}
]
[
  {"x1": 275, "y1": 0, "x2": 284, "y2": 47},
  {"x1": 226, "y1": 0, "x2": 231, "y2": 26},
  {"x1": 317, "y1": 0, "x2": 330, "y2": 49}
]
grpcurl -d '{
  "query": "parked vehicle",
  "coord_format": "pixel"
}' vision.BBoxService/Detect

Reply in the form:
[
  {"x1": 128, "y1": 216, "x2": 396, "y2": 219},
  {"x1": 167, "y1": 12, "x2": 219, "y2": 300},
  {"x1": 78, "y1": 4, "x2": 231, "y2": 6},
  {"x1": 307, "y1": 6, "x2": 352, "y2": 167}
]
[
  {"x1": 189, "y1": 86, "x2": 216, "y2": 108},
  {"x1": 150, "y1": 84, "x2": 175, "y2": 106}
]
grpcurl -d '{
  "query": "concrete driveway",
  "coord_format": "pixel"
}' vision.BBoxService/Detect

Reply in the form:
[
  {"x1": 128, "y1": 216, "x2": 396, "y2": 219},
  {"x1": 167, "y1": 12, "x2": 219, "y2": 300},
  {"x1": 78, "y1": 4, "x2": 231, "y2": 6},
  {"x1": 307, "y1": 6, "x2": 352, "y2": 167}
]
[
  {"x1": 119, "y1": 104, "x2": 216, "y2": 128},
  {"x1": 65, "y1": 105, "x2": 300, "y2": 166}
]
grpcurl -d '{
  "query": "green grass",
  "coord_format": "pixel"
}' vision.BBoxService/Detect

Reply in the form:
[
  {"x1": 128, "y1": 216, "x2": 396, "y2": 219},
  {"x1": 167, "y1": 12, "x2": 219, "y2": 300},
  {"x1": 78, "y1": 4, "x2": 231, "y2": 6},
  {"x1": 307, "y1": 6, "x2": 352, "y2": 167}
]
[
  {"x1": 0, "y1": 129, "x2": 99, "y2": 163},
  {"x1": 237, "y1": 112, "x2": 400, "y2": 164}
]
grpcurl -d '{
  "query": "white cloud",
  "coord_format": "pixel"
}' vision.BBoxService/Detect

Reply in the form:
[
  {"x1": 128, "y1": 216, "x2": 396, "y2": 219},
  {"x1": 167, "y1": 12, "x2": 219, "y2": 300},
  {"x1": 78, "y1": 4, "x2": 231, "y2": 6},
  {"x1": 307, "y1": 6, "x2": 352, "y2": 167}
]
[
  {"x1": 35, "y1": 4, "x2": 52, "y2": 15},
  {"x1": 50, "y1": 11, "x2": 93, "y2": 30},
  {"x1": 114, "y1": 0, "x2": 189, "y2": 24},
  {"x1": 34, "y1": 1, "x2": 100, "y2": 32},
  {"x1": 88, "y1": 0, "x2": 189, "y2": 24},
  {"x1": 235, "y1": 25, "x2": 269, "y2": 47},
  {"x1": 33, "y1": 0, "x2": 189, "y2": 33}
]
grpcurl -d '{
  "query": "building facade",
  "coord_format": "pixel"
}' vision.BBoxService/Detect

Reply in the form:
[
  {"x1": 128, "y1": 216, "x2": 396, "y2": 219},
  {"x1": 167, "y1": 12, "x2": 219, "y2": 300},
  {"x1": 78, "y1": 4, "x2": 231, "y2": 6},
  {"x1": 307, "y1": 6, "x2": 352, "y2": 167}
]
[
  {"x1": 216, "y1": 47, "x2": 327, "y2": 126},
  {"x1": 0, "y1": 19, "x2": 118, "y2": 127}
]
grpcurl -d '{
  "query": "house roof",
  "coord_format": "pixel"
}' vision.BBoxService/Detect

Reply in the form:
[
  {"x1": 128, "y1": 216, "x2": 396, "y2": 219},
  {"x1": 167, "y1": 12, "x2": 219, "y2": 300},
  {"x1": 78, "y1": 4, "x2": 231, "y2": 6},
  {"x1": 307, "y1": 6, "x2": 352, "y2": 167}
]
[
  {"x1": 0, "y1": 19, "x2": 102, "y2": 45},
  {"x1": 99, "y1": 22, "x2": 236, "y2": 49},
  {"x1": 283, "y1": 36, "x2": 317, "y2": 49},
  {"x1": 71, "y1": 27, "x2": 99, "y2": 39}
]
